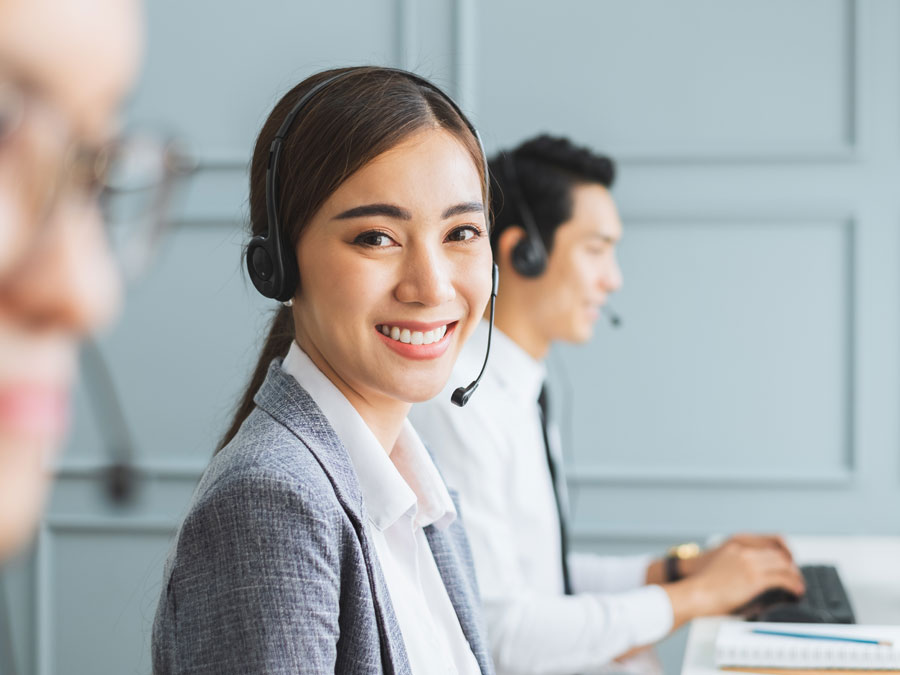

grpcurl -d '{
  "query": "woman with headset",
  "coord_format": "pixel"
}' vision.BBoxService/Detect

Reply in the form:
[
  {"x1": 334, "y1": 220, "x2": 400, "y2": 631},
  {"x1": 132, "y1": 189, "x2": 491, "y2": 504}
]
[{"x1": 152, "y1": 67, "x2": 496, "y2": 674}]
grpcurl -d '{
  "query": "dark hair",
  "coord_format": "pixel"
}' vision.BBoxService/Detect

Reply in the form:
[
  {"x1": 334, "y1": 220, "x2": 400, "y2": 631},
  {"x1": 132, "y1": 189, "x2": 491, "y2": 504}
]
[
  {"x1": 217, "y1": 66, "x2": 486, "y2": 451},
  {"x1": 488, "y1": 134, "x2": 615, "y2": 257}
]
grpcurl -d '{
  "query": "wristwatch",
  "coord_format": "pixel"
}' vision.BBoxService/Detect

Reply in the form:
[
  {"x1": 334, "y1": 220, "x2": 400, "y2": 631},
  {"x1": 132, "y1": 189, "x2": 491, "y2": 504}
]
[{"x1": 664, "y1": 542, "x2": 701, "y2": 582}]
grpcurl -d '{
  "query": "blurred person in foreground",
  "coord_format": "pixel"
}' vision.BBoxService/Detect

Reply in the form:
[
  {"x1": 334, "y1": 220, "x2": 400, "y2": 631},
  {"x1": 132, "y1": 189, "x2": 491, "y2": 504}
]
[
  {"x1": 0, "y1": 0, "x2": 185, "y2": 563},
  {"x1": 411, "y1": 134, "x2": 805, "y2": 675}
]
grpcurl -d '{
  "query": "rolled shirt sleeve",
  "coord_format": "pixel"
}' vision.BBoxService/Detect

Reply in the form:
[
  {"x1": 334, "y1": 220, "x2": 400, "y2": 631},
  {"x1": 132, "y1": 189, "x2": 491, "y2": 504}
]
[
  {"x1": 568, "y1": 551, "x2": 657, "y2": 594},
  {"x1": 485, "y1": 584, "x2": 673, "y2": 675}
]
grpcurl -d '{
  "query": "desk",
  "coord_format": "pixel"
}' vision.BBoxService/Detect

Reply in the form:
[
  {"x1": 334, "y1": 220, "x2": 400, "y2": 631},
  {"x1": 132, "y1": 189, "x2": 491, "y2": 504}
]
[{"x1": 680, "y1": 536, "x2": 900, "y2": 675}]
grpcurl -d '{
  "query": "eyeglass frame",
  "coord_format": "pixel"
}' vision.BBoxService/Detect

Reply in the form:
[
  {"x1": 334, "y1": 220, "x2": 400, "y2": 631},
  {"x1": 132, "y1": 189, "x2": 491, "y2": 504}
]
[{"x1": 0, "y1": 69, "x2": 195, "y2": 285}]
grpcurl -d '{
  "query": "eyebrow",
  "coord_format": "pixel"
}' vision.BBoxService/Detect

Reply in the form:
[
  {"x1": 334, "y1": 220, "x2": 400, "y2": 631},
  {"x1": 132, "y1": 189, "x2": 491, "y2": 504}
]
[
  {"x1": 587, "y1": 233, "x2": 620, "y2": 245},
  {"x1": 334, "y1": 203, "x2": 412, "y2": 220},
  {"x1": 442, "y1": 201, "x2": 484, "y2": 219},
  {"x1": 333, "y1": 201, "x2": 485, "y2": 221}
]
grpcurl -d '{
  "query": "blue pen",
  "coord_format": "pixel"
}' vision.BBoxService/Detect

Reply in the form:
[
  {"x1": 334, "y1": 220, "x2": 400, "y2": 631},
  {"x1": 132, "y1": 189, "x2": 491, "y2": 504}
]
[{"x1": 752, "y1": 628, "x2": 893, "y2": 647}]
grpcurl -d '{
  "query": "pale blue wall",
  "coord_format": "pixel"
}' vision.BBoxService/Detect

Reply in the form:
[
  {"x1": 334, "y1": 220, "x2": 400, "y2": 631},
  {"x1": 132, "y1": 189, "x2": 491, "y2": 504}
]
[{"x1": 3, "y1": 1, "x2": 898, "y2": 673}]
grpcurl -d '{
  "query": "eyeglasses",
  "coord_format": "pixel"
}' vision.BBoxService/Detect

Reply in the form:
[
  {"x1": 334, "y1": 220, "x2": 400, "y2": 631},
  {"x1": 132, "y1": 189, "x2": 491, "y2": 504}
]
[{"x1": 0, "y1": 73, "x2": 196, "y2": 285}]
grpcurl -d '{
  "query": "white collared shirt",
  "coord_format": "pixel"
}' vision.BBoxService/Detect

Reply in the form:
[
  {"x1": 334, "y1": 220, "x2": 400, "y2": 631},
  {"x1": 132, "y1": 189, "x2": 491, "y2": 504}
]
[
  {"x1": 410, "y1": 321, "x2": 674, "y2": 675},
  {"x1": 282, "y1": 342, "x2": 481, "y2": 675}
]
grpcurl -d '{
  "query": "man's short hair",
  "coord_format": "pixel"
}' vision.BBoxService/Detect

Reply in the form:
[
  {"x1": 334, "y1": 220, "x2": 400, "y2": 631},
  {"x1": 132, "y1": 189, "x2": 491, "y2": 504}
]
[{"x1": 489, "y1": 134, "x2": 616, "y2": 256}]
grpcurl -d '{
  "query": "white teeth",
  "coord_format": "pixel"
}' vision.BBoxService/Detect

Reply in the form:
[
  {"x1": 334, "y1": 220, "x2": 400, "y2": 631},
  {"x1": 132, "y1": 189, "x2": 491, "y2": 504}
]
[{"x1": 380, "y1": 324, "x2": 450, "y2": 345}]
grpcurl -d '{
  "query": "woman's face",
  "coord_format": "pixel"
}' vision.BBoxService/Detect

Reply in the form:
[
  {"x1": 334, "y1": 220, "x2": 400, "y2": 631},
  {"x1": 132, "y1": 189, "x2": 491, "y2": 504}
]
[
  {"x1": 293, "y1": 127, "x2": 493, "y2": 410},
  {"x1": 0, "y1": 0, "x2": 139, "y2": 558}
]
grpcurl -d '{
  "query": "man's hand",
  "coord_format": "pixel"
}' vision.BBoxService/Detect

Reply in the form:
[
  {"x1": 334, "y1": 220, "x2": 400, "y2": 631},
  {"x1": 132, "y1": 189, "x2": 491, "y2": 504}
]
[
  {"x1": 662, "y1": 537, "x2": 805, "y2": 629},
  {"x1": 681, "y1": 534, "x2": 794, "y2": 578}
]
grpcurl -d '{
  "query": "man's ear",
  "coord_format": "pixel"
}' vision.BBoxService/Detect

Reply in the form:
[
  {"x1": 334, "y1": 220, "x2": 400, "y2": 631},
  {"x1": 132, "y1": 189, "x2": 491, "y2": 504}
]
[{"x1": 496, "y1": 226, "x2": 527, "y2": 269}]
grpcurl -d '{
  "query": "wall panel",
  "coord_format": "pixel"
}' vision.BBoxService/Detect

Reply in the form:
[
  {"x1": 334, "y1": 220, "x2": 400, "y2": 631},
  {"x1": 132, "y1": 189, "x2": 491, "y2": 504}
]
[
  {"x1": 558, "y1": 217, "x2": 855, "y2": 483},
  {"x1": 474, "y1": 0, "x2": 856, "y2": 160}
]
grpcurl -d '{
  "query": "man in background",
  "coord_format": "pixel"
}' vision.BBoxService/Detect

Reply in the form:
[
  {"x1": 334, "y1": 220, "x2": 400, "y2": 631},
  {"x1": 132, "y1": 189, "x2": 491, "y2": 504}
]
[{"x1": 411, "y1": 134, "x2": 804, "y2": 675}]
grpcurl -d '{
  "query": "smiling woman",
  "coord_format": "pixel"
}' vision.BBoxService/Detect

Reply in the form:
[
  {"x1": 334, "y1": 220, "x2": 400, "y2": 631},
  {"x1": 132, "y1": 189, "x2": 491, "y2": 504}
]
[{"x1": 151, "y1": 67, "x2": 496, "y2": 675}]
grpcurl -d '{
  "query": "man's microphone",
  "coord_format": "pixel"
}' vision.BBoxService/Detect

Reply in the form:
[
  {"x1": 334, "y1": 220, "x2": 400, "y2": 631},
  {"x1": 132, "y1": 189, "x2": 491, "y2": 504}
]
[
  {"x1": 452, "y1": 263, "x2": 499, "y2": 407},
  {"x1": 602, "y1": 306, "x2": 622, "y2": 327}
]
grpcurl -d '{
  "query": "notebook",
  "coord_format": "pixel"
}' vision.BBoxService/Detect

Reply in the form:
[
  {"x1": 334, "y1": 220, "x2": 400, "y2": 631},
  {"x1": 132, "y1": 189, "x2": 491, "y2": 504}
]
[{"x1": 715, "y1": 621, "x2": 900, "y2": 673}]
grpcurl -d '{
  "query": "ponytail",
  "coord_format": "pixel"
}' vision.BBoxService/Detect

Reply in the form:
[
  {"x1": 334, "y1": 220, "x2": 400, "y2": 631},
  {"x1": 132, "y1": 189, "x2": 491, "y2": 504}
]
[{"x1": 216, "y1": 306, "x2": 294, "y2": 453}]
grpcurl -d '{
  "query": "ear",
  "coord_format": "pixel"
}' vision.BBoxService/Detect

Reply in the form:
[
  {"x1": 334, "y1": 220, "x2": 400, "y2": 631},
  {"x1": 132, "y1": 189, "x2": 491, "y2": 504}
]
[{"x1": 496, "y1": 226, "x2": 527, "y2": 268}]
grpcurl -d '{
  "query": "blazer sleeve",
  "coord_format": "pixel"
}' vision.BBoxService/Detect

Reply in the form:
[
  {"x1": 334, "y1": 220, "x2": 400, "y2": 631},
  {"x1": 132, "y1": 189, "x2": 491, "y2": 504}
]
[{"x1": 153, "y1": 471, "x2": 342, "y2": 675}]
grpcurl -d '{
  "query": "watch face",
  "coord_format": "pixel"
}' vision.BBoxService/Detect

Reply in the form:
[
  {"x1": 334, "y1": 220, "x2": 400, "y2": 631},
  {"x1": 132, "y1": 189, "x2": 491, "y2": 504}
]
[{"x1": 675, "y1": 542, "x2": 701, "y2": 559}]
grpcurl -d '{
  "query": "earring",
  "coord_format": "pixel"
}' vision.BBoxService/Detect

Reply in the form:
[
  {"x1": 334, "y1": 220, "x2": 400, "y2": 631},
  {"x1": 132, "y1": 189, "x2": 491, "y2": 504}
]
[{"x1": 282, "y1": 298, "x2": 294, "y2": 308}]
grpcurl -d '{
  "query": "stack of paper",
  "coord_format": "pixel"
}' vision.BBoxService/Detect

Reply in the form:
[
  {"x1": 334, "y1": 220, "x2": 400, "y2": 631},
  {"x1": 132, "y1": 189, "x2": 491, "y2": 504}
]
[{"x1": 715, "y1": 622, "x2": 900, "y2": 673}]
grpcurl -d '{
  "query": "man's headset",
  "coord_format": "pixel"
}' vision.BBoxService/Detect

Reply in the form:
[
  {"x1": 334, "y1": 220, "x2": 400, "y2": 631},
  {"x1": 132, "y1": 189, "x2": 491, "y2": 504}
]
[
  {"x1": 245, "y1": 67, "x2": 498, "y2": 406},
  {"x1": 502, "y1": 151, "x2": 549, "y2": 278},
  {"x1": 500, "y1": 150, "x2": 621, "y2": 327}
]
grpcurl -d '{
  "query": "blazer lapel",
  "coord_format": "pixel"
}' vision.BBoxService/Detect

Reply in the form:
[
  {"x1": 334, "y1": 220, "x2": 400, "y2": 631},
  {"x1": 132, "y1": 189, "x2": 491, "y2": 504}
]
[
  {"x1": 253, "y1": 359, "x2": 412, "y2": 675},
  {"x1": 424, "y1": 516, "x2": 494, "y2": 675}
]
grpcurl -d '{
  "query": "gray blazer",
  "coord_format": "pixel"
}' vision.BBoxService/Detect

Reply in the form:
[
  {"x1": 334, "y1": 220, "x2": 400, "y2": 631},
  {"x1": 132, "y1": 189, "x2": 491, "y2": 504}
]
[{"x1": 152, "y1": 360, "x2": 494, "y2": 675}]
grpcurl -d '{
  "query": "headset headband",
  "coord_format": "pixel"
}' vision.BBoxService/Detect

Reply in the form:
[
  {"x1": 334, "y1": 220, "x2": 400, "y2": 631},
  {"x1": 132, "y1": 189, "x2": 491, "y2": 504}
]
[{"x1": 247, "y1": 67, "x2": 490, "y2": 301}]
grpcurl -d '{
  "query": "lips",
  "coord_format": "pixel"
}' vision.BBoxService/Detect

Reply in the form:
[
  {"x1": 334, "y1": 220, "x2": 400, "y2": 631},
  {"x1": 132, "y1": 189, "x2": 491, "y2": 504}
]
[
  {"x1": 375, "y1": 321, "x2": 457, "y2": 360},
  {"x1": 0, "y1": 384, "x2": 69, "y2": 440}
]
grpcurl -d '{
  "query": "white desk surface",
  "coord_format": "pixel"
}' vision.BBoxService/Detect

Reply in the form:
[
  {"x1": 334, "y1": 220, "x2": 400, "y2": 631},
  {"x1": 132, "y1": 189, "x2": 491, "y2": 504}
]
[{"x1": 680, "y1": 536, "x2": 900, "y2": 675}]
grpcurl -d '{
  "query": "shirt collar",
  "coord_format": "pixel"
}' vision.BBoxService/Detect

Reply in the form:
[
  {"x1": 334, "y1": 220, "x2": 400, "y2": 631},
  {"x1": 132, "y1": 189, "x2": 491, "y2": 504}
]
[
  {"x1": 477, "y1": 320, "x2": 547, "y2": 405},
  {"x1": 282, "y1": 341, "x2": 456, "y2": 532}
]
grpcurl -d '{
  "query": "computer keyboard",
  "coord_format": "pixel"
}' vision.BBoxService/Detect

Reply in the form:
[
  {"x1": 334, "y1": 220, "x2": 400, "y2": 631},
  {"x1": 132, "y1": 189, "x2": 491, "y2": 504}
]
[{"x1": 739, "y1": 564, "x2": 856, "y2": 624}]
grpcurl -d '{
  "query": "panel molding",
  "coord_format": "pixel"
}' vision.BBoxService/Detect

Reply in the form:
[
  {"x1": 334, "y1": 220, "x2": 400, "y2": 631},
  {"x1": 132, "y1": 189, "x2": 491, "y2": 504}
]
[
  {"x1": 569, "y1": 526, "x2": 711, "y2": 546},
  {"x1": 565, "y1": 465, "x2": 854, "y2": 488},
  {"x1": 33, "y1": 519, "x2": 180, "y2": 675},
  {"x1": 54, "y1": 459, "x2": 206, "y2": 482},
  {"x1": 453, "y1": 0, "x2": 477, "y2": 112},
  {"x1": 617, "y1": 0, "x2": 859, "y2": 163},
  {"x1": 397, "y1": 0, "x2": 418, "y2": 71},
  {"x1": 35, "y1": 526, "x2": 50, "y2": 675},
  {"x1": 471, "y1": 0, "x2": 858, "y2": 164}
]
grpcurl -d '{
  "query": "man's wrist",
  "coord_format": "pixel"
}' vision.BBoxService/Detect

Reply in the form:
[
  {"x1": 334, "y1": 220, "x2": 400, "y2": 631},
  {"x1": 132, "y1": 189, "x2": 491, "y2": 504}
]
[
  {"x1": 663, "y1": 577, "x2": 714, "y2": 628},
  {"x1": 664, "y1": 542, "x2": 701, "y2": 582},
  {"x1": 664, "y1": 554, "x2": 683, "y2": 582}
]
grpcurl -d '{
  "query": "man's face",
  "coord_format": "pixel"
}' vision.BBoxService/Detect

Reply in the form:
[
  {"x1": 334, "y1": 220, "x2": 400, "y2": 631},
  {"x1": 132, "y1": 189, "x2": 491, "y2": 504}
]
[
  {"x1": 0, "y1": 0, "x2": 141, "y2": 559},
  {"x1": 528, "y1": 183, "x2": 623, "y2": 344}
]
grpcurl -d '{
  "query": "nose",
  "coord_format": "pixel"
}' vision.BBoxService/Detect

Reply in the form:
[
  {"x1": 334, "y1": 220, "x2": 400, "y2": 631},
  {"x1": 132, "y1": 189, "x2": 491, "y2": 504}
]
[
  {"x1": 394, "y1": 241, "x2": 456, "y2": 307},
  {"x1": 2, "y1": 201, "x2": 122, "y2": 335},
  {"x1": 601, "y1": 254, "x2": 623, "y2": 293}
]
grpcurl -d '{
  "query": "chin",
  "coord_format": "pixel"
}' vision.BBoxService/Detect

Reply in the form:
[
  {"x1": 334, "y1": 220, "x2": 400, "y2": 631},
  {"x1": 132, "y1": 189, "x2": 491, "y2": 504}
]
[
  {"x1": 393, "y1": 370, "x2": 452, "y2": 404},
  {"x1": 401, "y1": 382, "x2": 449, "y2": 404},
  {"x1": 563, "y1": 323, "x2": 594, "y2": 345}
]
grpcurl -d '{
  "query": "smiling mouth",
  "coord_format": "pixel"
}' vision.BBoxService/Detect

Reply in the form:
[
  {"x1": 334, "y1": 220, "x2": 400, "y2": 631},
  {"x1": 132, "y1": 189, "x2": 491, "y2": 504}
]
[{"x1": 377, "y1": 323, "x2": 453, "y2": 345}]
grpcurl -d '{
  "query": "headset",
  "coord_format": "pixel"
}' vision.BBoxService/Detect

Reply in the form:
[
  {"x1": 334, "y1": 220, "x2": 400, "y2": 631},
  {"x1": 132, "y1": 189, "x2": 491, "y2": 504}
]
[
  {"x1": 502, "y1": 151, "x2": 549, "y2": 278},
  {"x1": 245, "y1": 66, "x2": 498, "y2": 405},
  {"x1": 500, "y1": 150, "x2": 622, "y2": 327}
]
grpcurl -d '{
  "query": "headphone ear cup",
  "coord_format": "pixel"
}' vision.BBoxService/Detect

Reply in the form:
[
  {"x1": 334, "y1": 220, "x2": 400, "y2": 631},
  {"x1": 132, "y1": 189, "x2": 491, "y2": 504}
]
[
  {"x1": 511, "y1": 236, "x2": 546, "y2": 277},
  {"x1": 247, "y1": 235, "x2": 298, "y2": 301},
  {"x1": 247, "y1": 236, "x2": 279, "y2": 299}
]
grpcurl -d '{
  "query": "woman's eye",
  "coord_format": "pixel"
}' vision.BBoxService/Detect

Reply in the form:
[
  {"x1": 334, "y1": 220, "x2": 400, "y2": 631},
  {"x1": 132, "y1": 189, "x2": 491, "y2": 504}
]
[
  {"x1": 354, "y1": 231, "x2": 394, "y2": 247},
  {"x1": 446, "y1": 225, "x2": 482, "y2": 243}
]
